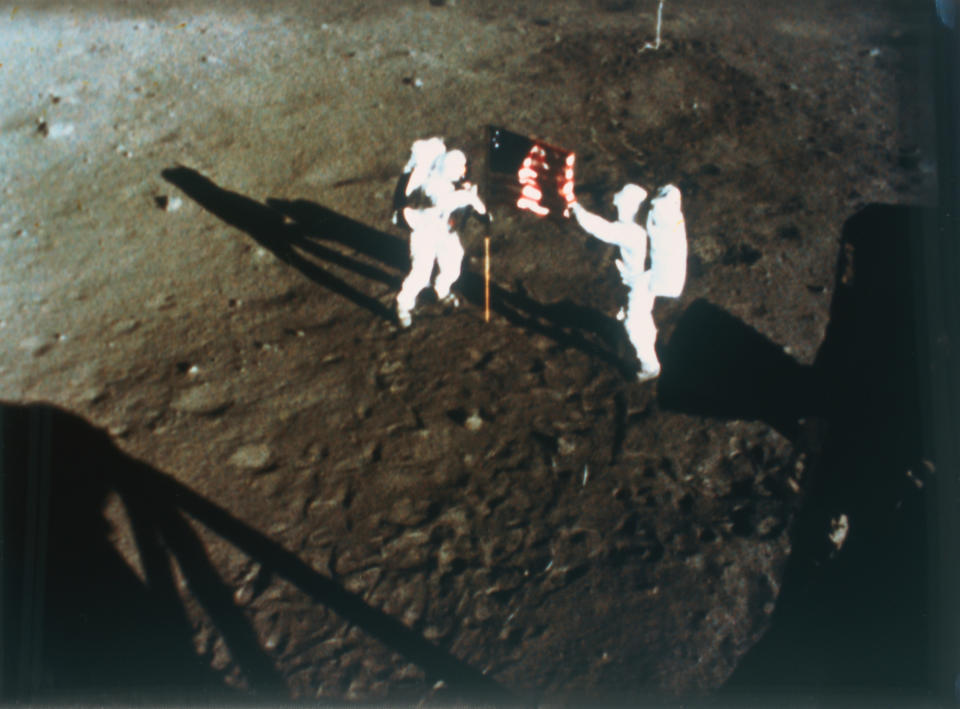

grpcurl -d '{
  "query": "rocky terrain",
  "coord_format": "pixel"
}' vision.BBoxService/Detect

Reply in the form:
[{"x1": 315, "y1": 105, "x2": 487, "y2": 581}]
[{"x1": 0, "y1": 0, "x2": 942, "y2": 705}]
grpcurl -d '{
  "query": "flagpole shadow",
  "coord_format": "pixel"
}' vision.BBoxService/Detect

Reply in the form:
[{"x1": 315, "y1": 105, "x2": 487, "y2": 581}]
[
  {"x1": 269, "y1": 196, "x2": 635, "y2": 376},
  {"x1": 162, "y1": 166, "x2": 637, "y2": 378}
]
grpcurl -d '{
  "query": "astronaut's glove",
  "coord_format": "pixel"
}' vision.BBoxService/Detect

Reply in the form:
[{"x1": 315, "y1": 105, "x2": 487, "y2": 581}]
[{"x1": 471, "y1": 186, "x2": 488, "y2": 216}]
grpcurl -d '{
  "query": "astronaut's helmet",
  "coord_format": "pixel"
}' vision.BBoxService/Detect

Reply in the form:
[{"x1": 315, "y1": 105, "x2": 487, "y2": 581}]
[
  {"x1": 439, "y1": 150, "x2": 468, "y2": 182},
  {"x1": 404, "y1": 137, "x2": 446, "y2": 174},
  {"x1": 651, "y1": 184, "x2": 682, "y2": 212},
  {"x1": 612, "y1": 183, "x2": 648, "y2": 222}
]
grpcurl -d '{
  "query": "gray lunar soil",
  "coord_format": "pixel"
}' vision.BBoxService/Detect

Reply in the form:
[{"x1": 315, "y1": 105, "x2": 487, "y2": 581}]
[{"x1": 0, "y1": 0, "x2": 938, "y2": 705}]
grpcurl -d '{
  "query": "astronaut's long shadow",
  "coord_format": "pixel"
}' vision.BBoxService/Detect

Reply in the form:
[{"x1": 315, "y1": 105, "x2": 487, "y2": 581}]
[
  {"x1": 162, "y1": 167, "x2": 634, "y2": 377},
  {"x1": 0, "y1": 402, "x2": 515, "y2": 705},
  {"x1": 658, "y1": 205, "x2": 934, "y2": 700},
  {"x1": 270, "y1": 197, "x2": 632, "y2": 372}
]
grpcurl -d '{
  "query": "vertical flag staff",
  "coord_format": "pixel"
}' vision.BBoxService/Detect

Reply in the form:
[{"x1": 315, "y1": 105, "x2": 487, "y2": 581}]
[{"x1": 484, "y1": 233, "x2": 491, "y2": 322}]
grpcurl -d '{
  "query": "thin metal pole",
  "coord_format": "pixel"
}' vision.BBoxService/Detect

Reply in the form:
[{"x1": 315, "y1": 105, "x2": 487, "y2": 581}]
[{"x1": 484, "y1": 236, "x2": 491, "y2": 322}]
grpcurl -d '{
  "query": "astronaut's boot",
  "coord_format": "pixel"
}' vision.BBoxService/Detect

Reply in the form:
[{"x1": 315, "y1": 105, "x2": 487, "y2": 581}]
[
  {"x1": 397, "y1": 304, "x2": 413, "y2": 328},
  {"x1": 440, "y1": 293, "x2": 460, "y2": 308},
  {"x1": 636, "y1": 363, "x2": 661, "y2": 383}
]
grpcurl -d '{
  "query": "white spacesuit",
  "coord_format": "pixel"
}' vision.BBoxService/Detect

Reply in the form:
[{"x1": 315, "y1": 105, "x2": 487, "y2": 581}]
[
  {"x1": 395, "y1": 145, "x2": 487, "y2": 328},
  {"x1": 570, "y1": 183, "x2": 687, "y2": 382},
  {"x1": 645, "y1": 185, "x2": 687, "y2": 299}
]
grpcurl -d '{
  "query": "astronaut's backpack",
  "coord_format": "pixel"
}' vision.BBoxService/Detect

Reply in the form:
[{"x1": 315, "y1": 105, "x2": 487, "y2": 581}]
[
  {"x1": 392, "y1": 137, "x2": 446, "y2": 230},
  {"x1": 391, "y1": 171, "x2": 435, "y2": 230}
]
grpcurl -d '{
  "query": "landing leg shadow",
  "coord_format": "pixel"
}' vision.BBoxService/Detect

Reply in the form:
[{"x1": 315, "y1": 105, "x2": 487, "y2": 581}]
[{"x1": 0, "y1": 402, "x2": 519, "y2": 706}]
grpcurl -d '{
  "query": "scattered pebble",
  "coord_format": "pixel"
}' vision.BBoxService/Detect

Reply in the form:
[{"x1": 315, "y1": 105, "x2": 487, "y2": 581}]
[
  {"x1": 233, "y1": 583, "x2": 254, "y2": 606},
  {"x1": 464, "y1": 412, "x2": 484, "y2": 431},
  {"x1": 81, "y1": 386, "x2": 106, "y2": 404},
  {"x1": 155, "y1": 194, "x2": 182, "y2": 212},
  {"x1": 108, "y1": 422, "x2": 131, "y2": 438},
  {"x1": 229, "y1": 443, "x2": 273, "y2": 470},
  {"x1": 757, "y1": 516, "x2": 780, "y2": 537},
  {"x1": 170, "y1": 383, "x2": 232, "y2": 415},
  {"x1": 905, "y1": 469, "x2": 924, "y2": 489},
  {"x1": 386, "y1": 498, "x2": 430, "y2": 527},
  {"x1": 828, "y1": 514, "x2": 849, "y2": 550},
  {"x1": 112, "y1": 318, "x2": 140, "y2": 335},
  {"x1": 264, "y1": 629, "x2": 285, "y2": 652},
  {"x1": 344, "y1": 566, "x2": 382, "y2": 595},
  {"x1": 19, "y1": 335, "x2": 52, "y2": 357},
  {"x1": 37, "y1": 121, "x2": 74, "y2": 138}
]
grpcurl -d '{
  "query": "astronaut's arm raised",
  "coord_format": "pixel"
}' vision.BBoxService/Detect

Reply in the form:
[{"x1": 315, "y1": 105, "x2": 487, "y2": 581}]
[{"x1": 569, "y1": 201, "x2": 622, "y2": 247}]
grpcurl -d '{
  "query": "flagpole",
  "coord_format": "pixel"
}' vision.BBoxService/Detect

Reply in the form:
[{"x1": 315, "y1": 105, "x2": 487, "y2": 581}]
[{"x1": 484, "y1": 234, "x2": 490, "y2": 322}]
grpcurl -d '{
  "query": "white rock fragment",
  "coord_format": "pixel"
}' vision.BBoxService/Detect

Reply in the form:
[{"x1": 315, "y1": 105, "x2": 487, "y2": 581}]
[
  {"x1": 38, "y1": 121, "x2": 75, "y2": 138},
  {"x1": 229, "y1": 443, "x2": 272, "y2": 470},
  {"x1": 155, "y1": 195, "x2": 182, "y2": 212},
  {"x1": 19, "y1": 335, "x2": 52, "y2": 357},
  {"x1": 464, "y1": 412, "x2": 483, "y2": 431},
  {"x1": 170, "y1": 384, "x2": 232, "y2": 415},
  {"x1": 828, "y1": 514, "x2": 849, "y2": 551}
]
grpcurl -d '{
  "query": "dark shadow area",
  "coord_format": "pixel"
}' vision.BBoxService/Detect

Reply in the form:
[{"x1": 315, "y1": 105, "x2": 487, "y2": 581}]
[
  {"x1": 0, "y1": 403, "x2": 248, "y2": 705},
  {"x1": 161, "y1": 167, "x2": 399, "y2": 323},
  {"x1": 657, "y1": 298, "x2": 822, "y2": 439},
  {"x1": 272, "y1": 196, "x2": 630, "y2": 354},
  {"x1": 165, "y1": 167, "x2": 636, "y2": 378},
  {"x1": 268, "y1": 197, "x2": 631, "y2": 372},
  {"x1": 692, "y1": 203, "x2": 952, "y2": 706},
  {"x1": 0, "y1": 403, "x2": 518, "y2": 706}
]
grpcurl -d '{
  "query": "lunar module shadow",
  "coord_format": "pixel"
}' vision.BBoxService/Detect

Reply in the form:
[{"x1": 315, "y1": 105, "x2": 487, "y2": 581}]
[
  {"x1": 659, "y1": 205, "x2": 945, "y2": 705},
  {"x1": 0, "y1": 403, "x2": 517, "y2": 706}
]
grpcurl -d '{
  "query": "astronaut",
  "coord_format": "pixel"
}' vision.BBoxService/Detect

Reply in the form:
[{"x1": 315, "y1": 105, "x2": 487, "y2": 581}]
[
  {"x1": 394, "y1": 142, "x2": 487, "y2": 328},
  {"x1": 569, "y1": 183, "x2": 687, "y2": 382}
]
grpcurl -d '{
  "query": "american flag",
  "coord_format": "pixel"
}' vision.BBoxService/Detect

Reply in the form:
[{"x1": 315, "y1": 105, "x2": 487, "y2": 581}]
[{"x1": 486, "y1": 126, "x2": 575, "y2": 218}]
